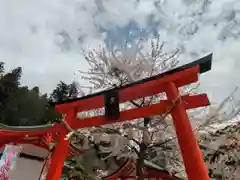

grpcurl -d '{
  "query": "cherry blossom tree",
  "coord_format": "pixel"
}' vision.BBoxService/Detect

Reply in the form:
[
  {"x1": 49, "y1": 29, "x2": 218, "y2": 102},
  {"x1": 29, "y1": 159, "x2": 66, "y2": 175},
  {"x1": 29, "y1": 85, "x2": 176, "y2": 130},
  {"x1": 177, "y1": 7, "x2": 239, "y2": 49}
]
[
  {"x1": 199, "y1": 114, "x2": 240, "y2": 180},
  {"x1": 61, "y1": 37, "x2": 240, "y2": 180}
]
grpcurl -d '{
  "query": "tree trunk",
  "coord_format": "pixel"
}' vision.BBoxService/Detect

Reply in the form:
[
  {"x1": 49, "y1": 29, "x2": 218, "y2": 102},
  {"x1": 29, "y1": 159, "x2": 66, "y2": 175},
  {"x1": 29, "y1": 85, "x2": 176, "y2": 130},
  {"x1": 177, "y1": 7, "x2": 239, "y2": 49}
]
[
  {"x1": 136, "y1": 117, "x2": 150, "y2": 180},
  {"x1": 136, "y1": 143, "x2": 146, "y2": 180}
]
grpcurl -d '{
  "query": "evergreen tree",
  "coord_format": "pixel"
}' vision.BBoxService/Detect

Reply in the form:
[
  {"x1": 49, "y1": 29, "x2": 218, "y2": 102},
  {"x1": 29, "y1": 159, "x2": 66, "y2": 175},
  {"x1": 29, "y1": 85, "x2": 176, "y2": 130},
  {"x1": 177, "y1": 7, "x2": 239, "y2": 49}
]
[
  {"x1": 50, "y1": 81, "x2": 69, "y2": 102},
  {"x1": 0, "y1": 62, "x2": 4, "y2": 75},
  {"x1": 1, "y1": 67, "x2": 22, "y2": 88},
  {"x1": 0, "y1": 66, "x2": 22, "y2": 117},
  {"x1": 68, "y1": 81, "x2": 79, "y2": 99},
  {"x1": 0, "y1": 62, "x2": 5, "y2": 111},
  {"x1": 50, "y1": 81, "x2": 79, "y2": 102},
  {"x1": 0, "y1": 64, "x2": 60, "y2": 126}
]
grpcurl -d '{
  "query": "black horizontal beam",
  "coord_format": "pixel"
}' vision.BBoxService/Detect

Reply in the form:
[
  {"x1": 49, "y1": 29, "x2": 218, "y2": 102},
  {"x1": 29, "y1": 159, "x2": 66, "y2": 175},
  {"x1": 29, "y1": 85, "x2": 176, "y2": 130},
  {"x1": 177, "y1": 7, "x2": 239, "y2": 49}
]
[{"x1": 50, "y1": 53, "x2": 212, "y2": 106}]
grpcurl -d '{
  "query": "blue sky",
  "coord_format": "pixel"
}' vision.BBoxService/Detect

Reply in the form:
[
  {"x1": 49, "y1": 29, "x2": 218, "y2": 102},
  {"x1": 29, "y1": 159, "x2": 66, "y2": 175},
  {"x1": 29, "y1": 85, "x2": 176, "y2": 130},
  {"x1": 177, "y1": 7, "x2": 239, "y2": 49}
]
[{"x1": 1, "y1": 0, "x2": 240, "y2": 103}]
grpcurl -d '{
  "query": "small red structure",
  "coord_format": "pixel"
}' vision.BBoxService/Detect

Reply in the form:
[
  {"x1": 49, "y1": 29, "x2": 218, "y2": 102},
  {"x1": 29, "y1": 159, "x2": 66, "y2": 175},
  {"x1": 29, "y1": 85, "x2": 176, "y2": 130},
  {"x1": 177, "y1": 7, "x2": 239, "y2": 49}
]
[
  {"x1": 104, "y1": 158, "x2": 181, "y2": 180},
  {"x1": 0, "y1": 54, "x2": 213, "y2": 180}
]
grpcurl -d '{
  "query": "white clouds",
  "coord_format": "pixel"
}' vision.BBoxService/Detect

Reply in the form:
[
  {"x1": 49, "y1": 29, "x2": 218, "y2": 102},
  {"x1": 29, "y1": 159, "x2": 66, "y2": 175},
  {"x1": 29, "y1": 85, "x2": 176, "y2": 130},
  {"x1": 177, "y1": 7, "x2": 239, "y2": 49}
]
[
  {"x1": 94, "y1": 0, "x2": 155, "y2": 28},
  {"x1": 0, "y1": 0, "x2": 240, "y2": 102},
  {"x1": 142, "y1": 0, "x2": 240, "y2": 102},
  {"x1": 0, "y1": 0, "x2": 100, "y2": 93}
]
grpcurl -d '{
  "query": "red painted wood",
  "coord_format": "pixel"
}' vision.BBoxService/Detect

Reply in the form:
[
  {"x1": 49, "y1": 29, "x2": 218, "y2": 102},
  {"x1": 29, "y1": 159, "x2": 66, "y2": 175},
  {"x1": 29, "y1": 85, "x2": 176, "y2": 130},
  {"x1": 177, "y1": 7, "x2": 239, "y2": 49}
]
[
  {"x1": 121, "y1": 176, "x2": 175, "y2": 180},
  {"x1": 165, "y1": 82, "x2": 209, "y2": 180},
  {"x1": 56, "y1": 66, "x2": 199, "y2": 113},
  {"x1": 0, "y1": 124, "x2": 62, "y2": 138},
  {"x1": 104, "y1": 158, "x2": 178, "y2": 180},
  {"x1": 104, "y1": 158, "x2": 135, "y2": 180},
  {"x1": 46, "y1": 109, "x2": 75, "y2": 180},
  {"x1": 147, "y1": 169, "x2": 178, "y2": 180},
  {"x1": 71, "y1": 94, "x2": 209, "y2": 129}
]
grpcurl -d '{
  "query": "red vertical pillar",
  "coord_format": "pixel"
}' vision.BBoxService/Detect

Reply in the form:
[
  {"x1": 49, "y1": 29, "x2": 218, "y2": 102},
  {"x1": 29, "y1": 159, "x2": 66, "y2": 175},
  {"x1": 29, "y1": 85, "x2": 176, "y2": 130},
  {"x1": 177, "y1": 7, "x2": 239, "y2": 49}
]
[
  {"x1": 46, "y1": 109, "x2": 75, "y2": 180},
  {"x1": 165, "y1": 82, "x2": 209, "y2": 180}
]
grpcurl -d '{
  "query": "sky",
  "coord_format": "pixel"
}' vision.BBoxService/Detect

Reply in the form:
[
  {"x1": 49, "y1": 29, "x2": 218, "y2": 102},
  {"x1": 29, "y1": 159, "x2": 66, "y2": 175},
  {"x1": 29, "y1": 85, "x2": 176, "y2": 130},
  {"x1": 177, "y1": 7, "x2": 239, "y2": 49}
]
[{"x1": 1, "y1": 0, "x2": 240, "y2": 103}]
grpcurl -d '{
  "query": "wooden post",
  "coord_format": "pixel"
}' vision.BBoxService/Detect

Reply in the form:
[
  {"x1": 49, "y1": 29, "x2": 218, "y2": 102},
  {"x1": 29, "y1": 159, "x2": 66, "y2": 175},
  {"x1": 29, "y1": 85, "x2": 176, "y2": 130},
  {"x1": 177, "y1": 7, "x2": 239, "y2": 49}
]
[
  {"x1": 166, "y1": 82, "x2": 209, "y2": 180},
  {"x1": 46, "y1": 109, "x2": 75, "y2": 180}
]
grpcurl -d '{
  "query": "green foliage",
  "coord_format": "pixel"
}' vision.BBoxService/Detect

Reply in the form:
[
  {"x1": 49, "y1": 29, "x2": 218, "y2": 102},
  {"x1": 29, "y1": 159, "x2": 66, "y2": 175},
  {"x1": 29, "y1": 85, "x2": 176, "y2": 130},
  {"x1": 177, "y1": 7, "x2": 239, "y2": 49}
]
[
  {"x1": 0, "y1": 62, "x2": 77, "y2": 126},
  {"x1": 50, "y1": 81, "x2": 79, "y2": 102},
  {"x1": 0, "y1": 62, "x2": 4, "y2": 75},
  {"x1": 0, "y1": 65, "x2": 22, "y2": 116},
  {"x1": 0, "y1": 86, "x2": 61, "y2": 125}
]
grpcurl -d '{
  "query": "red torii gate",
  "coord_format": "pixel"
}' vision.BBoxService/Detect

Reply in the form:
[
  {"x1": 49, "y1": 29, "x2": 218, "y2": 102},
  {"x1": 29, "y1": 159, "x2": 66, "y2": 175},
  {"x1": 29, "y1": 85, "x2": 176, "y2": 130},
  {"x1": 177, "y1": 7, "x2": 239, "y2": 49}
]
[{"x1": 45, "y1": 54, "x2": 212, "y2": 180}]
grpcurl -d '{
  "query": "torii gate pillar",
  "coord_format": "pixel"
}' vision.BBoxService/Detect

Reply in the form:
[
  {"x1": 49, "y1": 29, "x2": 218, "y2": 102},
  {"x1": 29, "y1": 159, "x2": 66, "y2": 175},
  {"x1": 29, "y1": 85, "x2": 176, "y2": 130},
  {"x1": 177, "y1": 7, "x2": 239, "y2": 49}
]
[
  {"x1": 166, "y1": 82, "x2": 209, "y2": 180},
  {"x1": 46, "y1": 109, "x2": 75, "y2": 180}
]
